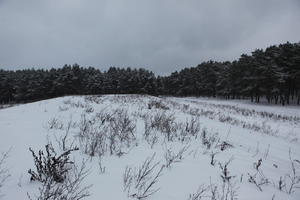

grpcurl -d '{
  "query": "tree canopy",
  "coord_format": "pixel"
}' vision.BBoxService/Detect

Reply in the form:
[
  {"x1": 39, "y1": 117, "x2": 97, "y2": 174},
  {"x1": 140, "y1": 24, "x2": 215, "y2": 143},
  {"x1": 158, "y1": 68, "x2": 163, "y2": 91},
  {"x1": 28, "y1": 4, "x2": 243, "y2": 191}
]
[{"x1": 1, "y1": 42, "x2": 300, "y2": 105}]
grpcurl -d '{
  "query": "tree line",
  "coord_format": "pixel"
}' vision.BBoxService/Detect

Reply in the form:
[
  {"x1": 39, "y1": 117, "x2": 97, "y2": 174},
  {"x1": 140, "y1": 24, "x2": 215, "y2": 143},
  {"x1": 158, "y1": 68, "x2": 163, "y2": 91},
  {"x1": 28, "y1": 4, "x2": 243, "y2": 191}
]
[{"x1": 0, "y1": 42, "x2": 299, "y2": 105}]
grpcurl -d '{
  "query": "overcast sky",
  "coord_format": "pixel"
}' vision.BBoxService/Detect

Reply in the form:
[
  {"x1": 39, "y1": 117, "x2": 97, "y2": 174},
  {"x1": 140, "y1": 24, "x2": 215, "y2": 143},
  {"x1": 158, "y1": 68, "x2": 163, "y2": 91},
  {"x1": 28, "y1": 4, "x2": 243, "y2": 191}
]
[{"x1": 0, "y1": 0, "x2": 299, "y2": 74}]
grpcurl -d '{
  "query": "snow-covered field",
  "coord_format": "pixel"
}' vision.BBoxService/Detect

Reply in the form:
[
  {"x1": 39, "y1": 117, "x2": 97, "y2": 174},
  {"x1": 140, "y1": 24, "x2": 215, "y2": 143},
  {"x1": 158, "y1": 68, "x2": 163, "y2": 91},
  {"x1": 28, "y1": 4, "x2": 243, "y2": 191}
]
[{"x1": 0, "y1": 95, "x2": 299, "y2": 200}]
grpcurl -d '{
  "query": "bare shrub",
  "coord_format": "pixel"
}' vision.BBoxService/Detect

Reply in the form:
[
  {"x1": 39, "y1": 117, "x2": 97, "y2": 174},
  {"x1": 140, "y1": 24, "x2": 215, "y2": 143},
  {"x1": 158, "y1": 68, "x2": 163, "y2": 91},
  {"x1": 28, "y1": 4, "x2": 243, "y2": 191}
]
[
  {"x1": 164, "y1": 145, "x2": 189, "y2": 168},
  {"x1": 54, "y1": 119, "x2": 76, "y2": 151},
  {"x1": 188, "y1": 182, "x2": 238, "y2": 200},
  {"x1": 247, "y1": 158, "x2": 269, "y2": 192},
  {"x1": 187, "y1": 185, "x2": 208, "y2": 200},
  {"x1": 216, "y1": 158, "x2": 239, "y2": 200},
  {"x1": 63, "y1": 99, "x2": 72, "y2": 105},
  {"x1": 219, "y1": 158, "x2": 235, "y2": 184},
  {"x1": 263, "y1": 144, "x2": 270, "y2": 160},
  {"x1": 47, "y1": 118, "x2": 64, "y2": 130},
  {"x1": 204, "y1": 158, "x2": 239, "y2": 200},
  {"x1": 201, "y1": 129, "x2": 219, "y2": 150},
  {"x1": 184, "y1": 117, "x2": 201, "y2": 137},
  {"x1": 28, "y1": 144, "x2": 79, "y2": 183},
  {"x1": 143, "y1": 117, "x2": 152, "y2": 139},
  {"x1": 148, "y1": 100, "x2": 169, "y2": 110},
  {"x1": 277, "y1": 176, "x2": 285, "y2": 191},
  {"x1": 106, "y1": 109, "x2": 136, "y2": 156},
  {"x1": 0, "y1": 150, "x2": 10, "y2": 198},
  {"x1": 208, "y1": 181, "x2": 239, "y2": 200},
  {"x1": 187, "y1": 101, "x2": 300, "y2": 124},
  {"x1": 84, "y1": 95, "x2": 104, "y2": 104},
  {"x1": 77, "y1": 114, "x2": 108, "y2": 157},
  {"x1": 218, "y1": 115, "x2": 233, "y2": 123},
  {"x1": 28, "y1": 161, "x2": 91, "y2": 200},
  {"x1": 78, "y1": 114, "x2": 92, "y2": 138},
  {"x1": 143, "y1": 119, "x2": 158, "y2": 148},
  {"x1": 283, "y1": 149, "x2": 300, "y2": 194},
  {"x1": 178, "y1": 117, "x2": 201, "y2": 142},
  {"x1": 186, "y1": 105, "x2": 279, "y2": 136},
  {"x1": 210, "y1": 151, "x2": 219, "y2": 166},
  {"x1": 123, "y1": 154, "x2": 164, "y2": 199},
  {"x1": 84, "y1": 104, "x2": 94, "y2": 113},
  {"x1": 70, "y1": 101, "x2": 85, "y2": 109},
  {"x1": 149, "y1": 111, "x2": 177, "y2": 141},
  {"x1": 97, "y1": 158, "x2": 106, "y2": 174},
  {"x1": 81, "y1": 128, "x2": 107, "y2": 157},
  {"x1": 109, "y1": 109, "x2": 136, "y2": 148},
  {"x1": 78, "y1": 109, "x2": 136, "y2": 157},
  {"x1": 247, "y1": 173, "x2": 268, "y2": 192},
  {"x1": 187, "y1": 170, "x2": 239, "y2": 200},
  {"x1": 58, "y1": 105, "x2": 69, "y2": 112},
  {"x1": 217, "y1": 142, "x2": 233, "y2": 152}
]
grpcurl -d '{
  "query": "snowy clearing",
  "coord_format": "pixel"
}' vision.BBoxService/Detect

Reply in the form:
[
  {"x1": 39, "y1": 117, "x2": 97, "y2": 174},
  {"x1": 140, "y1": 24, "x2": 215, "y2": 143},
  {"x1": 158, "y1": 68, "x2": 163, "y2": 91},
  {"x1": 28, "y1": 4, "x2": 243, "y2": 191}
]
[{"x1": 0, "y1": 95, "x2": 299, "y2": 200}]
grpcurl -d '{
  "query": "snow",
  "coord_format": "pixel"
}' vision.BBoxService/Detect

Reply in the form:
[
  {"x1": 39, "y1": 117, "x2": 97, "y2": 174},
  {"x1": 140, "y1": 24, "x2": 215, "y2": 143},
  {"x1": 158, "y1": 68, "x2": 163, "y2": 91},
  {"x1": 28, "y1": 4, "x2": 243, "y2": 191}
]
[{"x1": 0, "y1": 95, "x2": 299, "y2": 200}]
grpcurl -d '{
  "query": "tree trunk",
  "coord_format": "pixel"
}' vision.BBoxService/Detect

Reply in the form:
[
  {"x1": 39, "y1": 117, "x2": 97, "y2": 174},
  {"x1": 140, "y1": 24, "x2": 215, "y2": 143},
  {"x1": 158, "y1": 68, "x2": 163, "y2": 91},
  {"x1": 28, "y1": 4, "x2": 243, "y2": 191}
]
[
  {"x1": 281, "y1": 96, "x2": 285, "y2": 106},
  {"x1": 267, "y1": 96, "x2": 270, "y2": 104},
  {"x1": 286, "y1": 95, "x2": 290, "y2": 105}
]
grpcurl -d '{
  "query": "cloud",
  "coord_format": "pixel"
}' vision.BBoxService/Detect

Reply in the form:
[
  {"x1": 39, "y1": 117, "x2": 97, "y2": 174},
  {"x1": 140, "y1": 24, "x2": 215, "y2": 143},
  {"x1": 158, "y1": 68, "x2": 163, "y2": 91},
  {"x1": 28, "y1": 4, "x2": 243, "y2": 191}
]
[{"x1": 0, "y1": 0, "x2": 299, "y2": 74}]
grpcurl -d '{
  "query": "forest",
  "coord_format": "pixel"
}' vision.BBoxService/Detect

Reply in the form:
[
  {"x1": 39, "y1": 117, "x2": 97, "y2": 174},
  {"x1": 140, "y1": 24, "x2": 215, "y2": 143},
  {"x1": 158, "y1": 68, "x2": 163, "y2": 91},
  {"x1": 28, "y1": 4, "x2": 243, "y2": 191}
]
[{"x1": 0, "y1": 42, "x2": 299, "y2": 105}]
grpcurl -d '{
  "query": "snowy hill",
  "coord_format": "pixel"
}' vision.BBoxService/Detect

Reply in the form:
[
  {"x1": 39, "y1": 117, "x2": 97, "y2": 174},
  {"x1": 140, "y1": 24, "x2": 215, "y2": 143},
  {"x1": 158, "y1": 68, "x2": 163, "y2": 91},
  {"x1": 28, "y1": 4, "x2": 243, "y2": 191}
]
[{"x1": 0, "y1": 95, "x2": 299, "y2": 200}]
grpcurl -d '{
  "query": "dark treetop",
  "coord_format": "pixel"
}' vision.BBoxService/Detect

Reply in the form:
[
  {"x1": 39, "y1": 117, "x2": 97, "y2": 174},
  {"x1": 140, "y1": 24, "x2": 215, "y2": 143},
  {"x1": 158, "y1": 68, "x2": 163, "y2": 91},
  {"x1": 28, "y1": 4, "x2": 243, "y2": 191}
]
[{"x1": 1, "y1": 42, "x2": 300, "y2": 105}]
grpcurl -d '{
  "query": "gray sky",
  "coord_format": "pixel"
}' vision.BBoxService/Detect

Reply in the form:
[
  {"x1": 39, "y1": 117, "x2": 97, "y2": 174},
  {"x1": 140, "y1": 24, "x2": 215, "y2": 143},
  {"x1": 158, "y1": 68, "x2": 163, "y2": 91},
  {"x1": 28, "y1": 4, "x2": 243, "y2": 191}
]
[{"x1": 0, "y1": 0, "x2": 299, "y2": 75}]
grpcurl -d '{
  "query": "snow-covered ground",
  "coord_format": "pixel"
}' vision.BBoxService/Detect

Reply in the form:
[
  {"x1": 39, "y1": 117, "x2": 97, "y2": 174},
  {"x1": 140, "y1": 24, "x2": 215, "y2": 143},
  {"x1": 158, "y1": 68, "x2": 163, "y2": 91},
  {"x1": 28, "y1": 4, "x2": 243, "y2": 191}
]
[{"x1": 0, "y1": 95, "x2": 299, "y2": 200}]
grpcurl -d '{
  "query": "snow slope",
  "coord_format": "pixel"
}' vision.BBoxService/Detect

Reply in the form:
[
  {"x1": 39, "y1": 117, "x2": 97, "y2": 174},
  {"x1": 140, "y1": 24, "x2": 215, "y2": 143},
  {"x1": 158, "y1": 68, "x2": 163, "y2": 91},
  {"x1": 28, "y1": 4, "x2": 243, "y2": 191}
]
[{"x1": 0, "y1": 95, "x2": 299, "y2": 200}]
